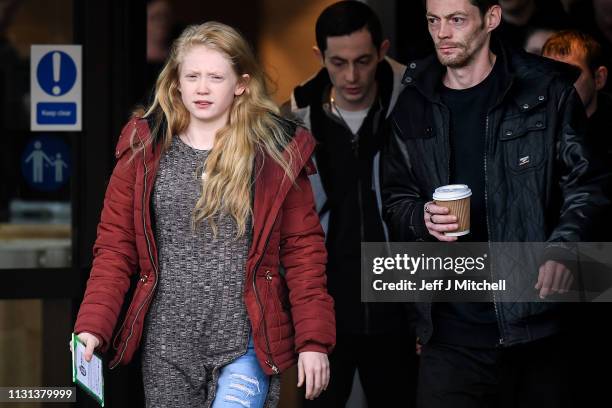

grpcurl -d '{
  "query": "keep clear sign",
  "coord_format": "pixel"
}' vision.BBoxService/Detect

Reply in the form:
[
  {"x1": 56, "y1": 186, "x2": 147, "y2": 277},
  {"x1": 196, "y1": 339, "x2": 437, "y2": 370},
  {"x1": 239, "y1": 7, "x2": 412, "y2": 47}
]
[{"x1": 30, "y1": 45, "x2": 82, "y2": 131}]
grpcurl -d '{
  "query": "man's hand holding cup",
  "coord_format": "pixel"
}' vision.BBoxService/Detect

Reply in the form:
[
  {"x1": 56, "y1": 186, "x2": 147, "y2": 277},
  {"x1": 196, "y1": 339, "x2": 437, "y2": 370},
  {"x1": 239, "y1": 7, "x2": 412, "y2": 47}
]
[
  {"x1": 425, "y1": 184, "x2": 472, "y2": 242},
  {"x1": 424, "y1": 202, "x2": 459, "y2": 241}
]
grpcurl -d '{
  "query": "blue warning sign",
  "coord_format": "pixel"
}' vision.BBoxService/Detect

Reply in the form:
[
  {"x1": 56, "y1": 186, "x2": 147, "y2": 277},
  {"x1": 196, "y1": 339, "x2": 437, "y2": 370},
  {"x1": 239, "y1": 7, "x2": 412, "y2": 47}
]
[
  {"x1": 36, "y1": 51, "x2": 77, "y2": 97},
  {"x1": 31, "y1": 45, "x2": 82, "y2": 131},
  {"x1": 21, "y1": 135, "x2": 71, "y2": 192}
]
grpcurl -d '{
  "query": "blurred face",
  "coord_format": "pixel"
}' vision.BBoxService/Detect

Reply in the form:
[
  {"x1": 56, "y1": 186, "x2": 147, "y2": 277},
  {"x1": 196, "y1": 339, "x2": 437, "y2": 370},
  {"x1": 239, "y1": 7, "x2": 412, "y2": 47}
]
[
  {"x1": 524, "y1": 29, "x2": 555, "y2": 55},
  {"x1": 426, "y1": 0, "x2": 494, "y2": 68},
  {"x1": 320, "y1": 28, "x2": 385, "y2": 110},
  {"x1": 594, "y1": 0, "x2": 612, "y2": 38},
  {"x1": 178, "y1": 45, "x2": 246, "y2": 126},
  {"x1": 147, "y1": 0, "x2": 172, "y2": 43},
  {"x1": 543, "y1": 49, "x2": 596, "y2": 111},
  {"x1": 499, "y1": 0, "x2": 532, "y2": 13}
]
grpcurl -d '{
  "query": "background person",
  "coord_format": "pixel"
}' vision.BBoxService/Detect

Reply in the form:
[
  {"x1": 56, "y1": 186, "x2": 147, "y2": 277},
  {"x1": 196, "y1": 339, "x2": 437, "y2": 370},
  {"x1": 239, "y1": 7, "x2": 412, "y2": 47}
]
[{"x1": 284, "y1": 2, "x2": 417, "y2": 407}]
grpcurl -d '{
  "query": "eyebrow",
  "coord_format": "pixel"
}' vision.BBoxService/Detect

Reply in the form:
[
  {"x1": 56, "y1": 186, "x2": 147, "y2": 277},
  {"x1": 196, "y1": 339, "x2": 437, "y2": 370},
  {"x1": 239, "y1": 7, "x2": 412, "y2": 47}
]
[
  {"x1": 181, "y1": 69, "x2": 225, "y2": 76},
  {"x1": 329, "y1": 54, "x2": 373, "y2": 62},
  {"x1": 426, "y1": 11, "x2": 469, "y2": 19}
]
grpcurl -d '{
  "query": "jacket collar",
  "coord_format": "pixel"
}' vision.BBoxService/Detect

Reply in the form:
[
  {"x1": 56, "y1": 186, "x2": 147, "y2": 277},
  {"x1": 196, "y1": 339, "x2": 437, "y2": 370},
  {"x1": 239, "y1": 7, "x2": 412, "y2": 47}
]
[{"x1": 402, "y1": 36, "x2": 579, "y2": 113}]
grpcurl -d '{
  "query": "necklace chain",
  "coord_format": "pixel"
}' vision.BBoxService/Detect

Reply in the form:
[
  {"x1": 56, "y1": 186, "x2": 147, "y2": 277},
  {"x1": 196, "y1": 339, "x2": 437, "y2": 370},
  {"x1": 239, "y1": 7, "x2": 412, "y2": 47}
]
[
  {"x1": 330, "y1": 90, "x2": 357, "y2": 137},
  {"x1": 179, "y1": 132, "x2": 208, "y2": 181}
]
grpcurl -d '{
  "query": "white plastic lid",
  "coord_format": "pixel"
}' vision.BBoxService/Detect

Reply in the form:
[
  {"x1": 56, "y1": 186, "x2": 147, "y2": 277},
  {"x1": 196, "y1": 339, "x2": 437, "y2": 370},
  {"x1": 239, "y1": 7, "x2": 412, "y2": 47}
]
[{"x1": 433, "y1": 184, "x2": 472, "y2": 201}]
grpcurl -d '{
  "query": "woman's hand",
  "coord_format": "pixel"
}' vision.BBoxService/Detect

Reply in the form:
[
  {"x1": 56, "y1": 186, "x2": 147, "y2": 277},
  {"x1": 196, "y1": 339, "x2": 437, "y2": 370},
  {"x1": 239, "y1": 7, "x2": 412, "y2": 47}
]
[
  {"x1": 68, "y1": 332, "x2": 100, "y2": 362},
  {"x1": 297, "y1": 351, "x2": 330, "y2": 400}
]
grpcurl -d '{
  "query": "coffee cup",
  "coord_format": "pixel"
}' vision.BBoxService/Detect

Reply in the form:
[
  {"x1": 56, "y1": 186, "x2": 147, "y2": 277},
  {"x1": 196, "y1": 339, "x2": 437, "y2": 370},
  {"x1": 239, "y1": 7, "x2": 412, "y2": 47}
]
[{"x1": 432, "y1": 184, "x2": 471, "y2": 236}]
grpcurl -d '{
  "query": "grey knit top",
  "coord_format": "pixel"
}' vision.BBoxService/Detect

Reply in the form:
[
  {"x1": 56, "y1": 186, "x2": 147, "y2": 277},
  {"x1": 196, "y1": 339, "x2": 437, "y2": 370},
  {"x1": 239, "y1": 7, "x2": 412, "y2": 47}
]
[{"x1": 144, "y1": 135, "x2": 251, "y2": 367}]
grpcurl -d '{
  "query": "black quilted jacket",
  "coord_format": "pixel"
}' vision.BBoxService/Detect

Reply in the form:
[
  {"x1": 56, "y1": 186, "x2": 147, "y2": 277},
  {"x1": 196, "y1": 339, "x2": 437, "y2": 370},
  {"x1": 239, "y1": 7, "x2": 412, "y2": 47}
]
[{"x1": 382, "y1": 42, "x2": 611, "y2": 347}]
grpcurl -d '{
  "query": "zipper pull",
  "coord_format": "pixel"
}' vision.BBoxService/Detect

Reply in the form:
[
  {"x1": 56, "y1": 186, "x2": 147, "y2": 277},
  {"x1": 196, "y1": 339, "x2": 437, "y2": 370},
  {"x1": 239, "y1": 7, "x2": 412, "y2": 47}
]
[
  {"x1": 265, "y1": 360, "x2": 280, "y2": 374},
  {"x1": 351, "y1": 139, "x2": 359, "y2": 156},
  {"x1": 264, "y1": 270, "x2": 272, "y2": 281}
]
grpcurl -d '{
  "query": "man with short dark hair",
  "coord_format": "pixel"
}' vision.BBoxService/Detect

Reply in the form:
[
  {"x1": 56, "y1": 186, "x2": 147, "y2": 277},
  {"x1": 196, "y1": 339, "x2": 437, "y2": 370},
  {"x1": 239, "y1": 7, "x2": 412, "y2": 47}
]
[
  {"x1": 284, "y1": 1, "x2": 417, "y2": 406},
  {"x1": 384, "y1": 0, "x2": 609, "y2": 407}
]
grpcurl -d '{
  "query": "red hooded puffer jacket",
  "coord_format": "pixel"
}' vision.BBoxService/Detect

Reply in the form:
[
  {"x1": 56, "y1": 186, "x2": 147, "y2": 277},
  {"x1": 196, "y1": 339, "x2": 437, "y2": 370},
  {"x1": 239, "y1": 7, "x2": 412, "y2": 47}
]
[{"x1": 74, "y1": 117, "x2": 336, "y2": 375}]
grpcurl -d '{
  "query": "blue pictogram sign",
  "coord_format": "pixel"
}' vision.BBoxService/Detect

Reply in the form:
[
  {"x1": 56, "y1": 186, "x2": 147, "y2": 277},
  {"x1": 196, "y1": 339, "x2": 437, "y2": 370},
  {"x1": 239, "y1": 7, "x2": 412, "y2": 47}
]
[{"x1": 21, "y1": 135, "x2": 71, "y2": 192}]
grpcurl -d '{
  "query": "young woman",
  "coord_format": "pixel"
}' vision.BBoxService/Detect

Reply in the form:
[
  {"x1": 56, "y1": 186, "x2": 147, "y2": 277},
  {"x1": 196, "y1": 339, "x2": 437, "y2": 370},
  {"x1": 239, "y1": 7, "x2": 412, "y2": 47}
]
[{"x1": 72, "y1": 21, "x2": 335, "y2": 407}]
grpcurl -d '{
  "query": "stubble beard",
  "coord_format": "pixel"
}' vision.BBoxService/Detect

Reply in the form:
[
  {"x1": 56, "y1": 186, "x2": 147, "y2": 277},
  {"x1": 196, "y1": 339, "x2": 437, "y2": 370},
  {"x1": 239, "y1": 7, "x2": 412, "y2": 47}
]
[
  {"x1": 437, "y1": 44, "x2": 471, "y2": 68},
  {"x1": 436, "y1": 29, "x2": 488, "y2": 69}
]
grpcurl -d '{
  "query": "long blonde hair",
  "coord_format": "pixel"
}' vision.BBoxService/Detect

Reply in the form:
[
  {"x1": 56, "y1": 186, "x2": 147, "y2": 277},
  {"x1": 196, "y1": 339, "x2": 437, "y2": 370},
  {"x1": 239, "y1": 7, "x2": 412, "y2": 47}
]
[{"x1": 140, "y1": 21, "x2": 296, "y2": 237}]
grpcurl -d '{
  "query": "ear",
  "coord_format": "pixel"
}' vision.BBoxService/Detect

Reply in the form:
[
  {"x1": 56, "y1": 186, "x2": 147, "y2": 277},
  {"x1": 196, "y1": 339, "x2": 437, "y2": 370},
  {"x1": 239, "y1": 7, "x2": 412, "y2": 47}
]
[
  {"x1": 235, "y1": 74, "x2": 250, "y2": 96},
  {"x1": 594, "y1": 66, "x2": 608, "y2": 91},
  {"x1": 378, "y1": 39, "x2": 390, "y2": 61},
  {"x1": 486, "y1": 5, "x2": 502, "y2": 32},
  {"x1": 312, "y1": 46, "x2": 324, "y2": 65}
]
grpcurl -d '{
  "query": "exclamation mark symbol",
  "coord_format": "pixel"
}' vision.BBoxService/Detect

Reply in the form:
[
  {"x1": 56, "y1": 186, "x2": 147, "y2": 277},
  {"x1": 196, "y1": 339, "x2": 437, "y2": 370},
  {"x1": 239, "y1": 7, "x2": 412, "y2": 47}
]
[{"x1": 52, "y1": 52, "x2": 61, "y2": 95}]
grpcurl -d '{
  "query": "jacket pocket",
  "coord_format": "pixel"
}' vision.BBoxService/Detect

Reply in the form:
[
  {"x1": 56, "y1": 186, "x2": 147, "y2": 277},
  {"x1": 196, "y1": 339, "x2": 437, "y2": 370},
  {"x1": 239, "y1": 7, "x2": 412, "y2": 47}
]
[
  {"x1": 261, "y1": 268, "x2": 283, "y2": 352},
  {"x1": 499, "y1": 111, "x2": 547, "y2": 174}
]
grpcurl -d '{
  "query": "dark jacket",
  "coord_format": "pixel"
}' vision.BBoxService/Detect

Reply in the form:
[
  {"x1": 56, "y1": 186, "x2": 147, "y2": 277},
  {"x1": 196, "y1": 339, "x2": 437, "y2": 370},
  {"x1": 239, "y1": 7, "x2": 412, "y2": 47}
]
[
  {"x1": 286, "y1": 58, "x2": 412, "y2": 334},
  {"x1": 74, "y1": 117, "x2": 336, "y2": 375},
  {"x1": 383, "y1": 43, "x2": 611, "y2": 347}
]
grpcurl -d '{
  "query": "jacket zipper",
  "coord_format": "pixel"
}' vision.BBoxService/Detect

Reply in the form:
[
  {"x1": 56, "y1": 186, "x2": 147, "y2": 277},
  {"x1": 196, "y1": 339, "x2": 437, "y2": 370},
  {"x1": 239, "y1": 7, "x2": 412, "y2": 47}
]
[
  {"x1": 252, "y1": 224, "x2": 280, "y2": 374},
  {"x1": 110, "y1": 142, "x2": 160, "y2": 369},
  {"x1": 442, "y1": 104, "x2": 451, "y2": 185},
  {"x1": 484, "y1": 114, "x2": 505, "y2": 347},
  {"x1": 331, "y1": 99, "x2": 382, "y2": 334},
  {"x1": 485, "y1": 75, "x2": 514, "y2": 347},
  {"x1": 426, "y1": 103, "x2": 451, "y2": 336}
]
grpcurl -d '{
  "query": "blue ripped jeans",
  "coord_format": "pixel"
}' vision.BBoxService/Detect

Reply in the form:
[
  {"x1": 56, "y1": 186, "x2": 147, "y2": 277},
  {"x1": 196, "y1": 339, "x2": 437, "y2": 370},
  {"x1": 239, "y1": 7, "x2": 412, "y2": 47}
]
[{"x1": 212, "y1": 336, "x2": 270, "y2": 408}]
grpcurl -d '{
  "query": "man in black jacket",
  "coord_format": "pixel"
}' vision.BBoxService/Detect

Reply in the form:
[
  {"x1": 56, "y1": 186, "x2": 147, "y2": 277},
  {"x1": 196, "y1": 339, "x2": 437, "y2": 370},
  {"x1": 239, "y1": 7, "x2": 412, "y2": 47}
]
[
  {"x1": 285, "y1": 2, "x2": 416, "y2": 407},
  {"x1": 542, "y1": 30, "x2": 612, "y2": 173},
  {"x1": 383, "y1": 0, "x2": 609, "y2": 407},
  {"x1": 542, "y1": 29, "x2": 612, "y2": 407}
]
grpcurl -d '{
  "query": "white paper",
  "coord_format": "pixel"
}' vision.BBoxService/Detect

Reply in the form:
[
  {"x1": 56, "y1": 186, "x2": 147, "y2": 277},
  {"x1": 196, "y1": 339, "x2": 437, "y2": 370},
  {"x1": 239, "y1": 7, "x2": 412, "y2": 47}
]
[{"x1": 72, "y1": 335, "x2": 104, "y2": 404}]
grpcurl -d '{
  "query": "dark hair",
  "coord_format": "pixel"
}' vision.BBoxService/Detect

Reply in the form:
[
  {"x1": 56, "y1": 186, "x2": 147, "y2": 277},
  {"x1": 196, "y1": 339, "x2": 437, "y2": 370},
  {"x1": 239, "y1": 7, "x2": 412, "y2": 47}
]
[
  {"x1": 421, "y1": 0, "x2": 499, "y2": 16},
  {"x1": 468, "y1": 0, "x2": 500, "y2": 16},
  {"x1": 542, "y1": 30, "x2": 606, "y2": 73},
  {"x1": 315, "y1": 1, "x2": 383, "y2": 53}
]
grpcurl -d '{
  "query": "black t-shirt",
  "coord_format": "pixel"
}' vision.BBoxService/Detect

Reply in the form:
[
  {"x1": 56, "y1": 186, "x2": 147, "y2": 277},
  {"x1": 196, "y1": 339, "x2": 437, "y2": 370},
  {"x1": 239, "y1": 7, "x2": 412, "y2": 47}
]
[
  {"x1": 441, "y1": 63, "x2": 502, "y2": 243},
  {"x1": 433, "y1": 60, "x2": 503, "y2": 348}
]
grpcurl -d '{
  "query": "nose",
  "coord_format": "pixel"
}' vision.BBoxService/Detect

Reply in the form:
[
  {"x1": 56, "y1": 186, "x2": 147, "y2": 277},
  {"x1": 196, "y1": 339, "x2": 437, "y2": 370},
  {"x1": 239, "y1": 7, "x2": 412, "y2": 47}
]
[
  {"x1": 346, "y1": 64, "x2": 358, "y2": 83},
  {"x1": 196, "y1": 78, "x2": 210, "y2": 94},
  {"x1": 438, "y1": 21, "x2": 451, "y2": 39}
]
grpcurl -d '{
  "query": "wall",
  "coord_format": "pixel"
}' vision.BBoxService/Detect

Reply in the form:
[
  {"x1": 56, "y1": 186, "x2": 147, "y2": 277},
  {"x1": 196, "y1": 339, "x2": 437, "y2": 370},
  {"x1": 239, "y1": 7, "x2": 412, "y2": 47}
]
[{"x1": 259, "y1": 0, "x2": 338, "y2": 105}]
